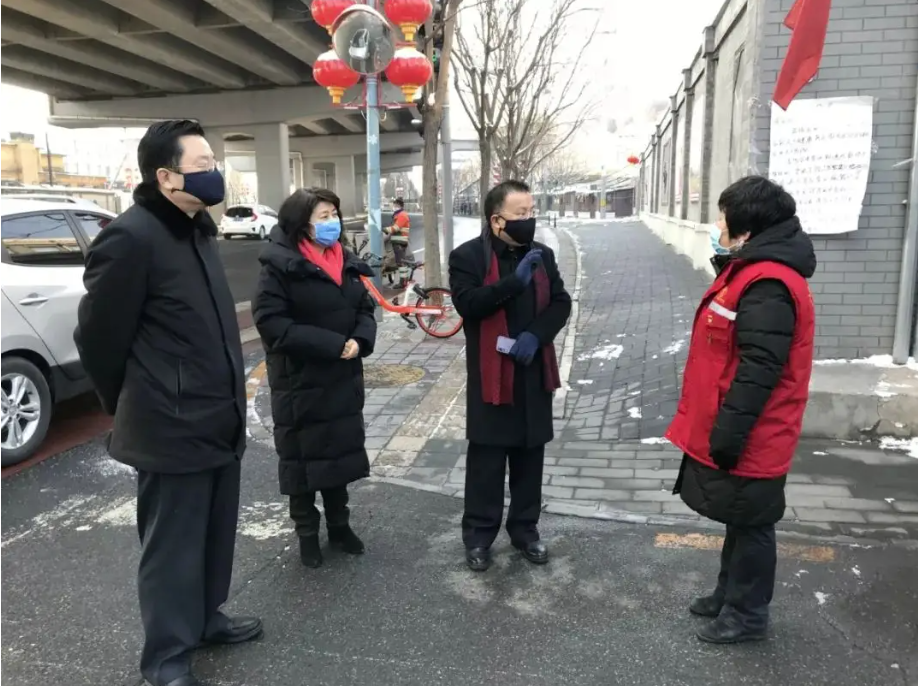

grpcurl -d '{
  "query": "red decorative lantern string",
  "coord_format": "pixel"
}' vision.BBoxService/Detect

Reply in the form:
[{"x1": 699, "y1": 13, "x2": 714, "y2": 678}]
[
  {"x1": 385, "y1": 46, "x2": 433, "y2": 102},
  {"x1": 313, "y1": 50, "x2": 361, "y2": 104},
  {"x1": 383, "y1": 0, "x2": 433, "y2": 42},
  {"x1": 311, "y1": 0, "x2": 357, "y2": 34}
]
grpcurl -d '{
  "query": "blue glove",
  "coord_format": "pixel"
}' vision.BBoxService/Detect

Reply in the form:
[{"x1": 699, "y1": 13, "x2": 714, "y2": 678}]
[
  {"x1": 509, "y1": 332, "x2": 540, "y2": 366},
  {"x1": 514, "y1": 249, "x2": 543, "y2": 286}
]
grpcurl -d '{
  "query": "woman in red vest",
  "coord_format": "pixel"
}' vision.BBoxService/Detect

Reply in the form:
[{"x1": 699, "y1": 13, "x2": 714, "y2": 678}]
[{"x1": 666, "y1": 176, "x2": 816, "y2": 644}]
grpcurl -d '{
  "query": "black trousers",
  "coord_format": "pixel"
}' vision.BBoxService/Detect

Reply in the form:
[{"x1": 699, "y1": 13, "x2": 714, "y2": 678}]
[
  {"x1": 713, "y1": 523, "x2": 777, "y2": 629},
  {"x1": 462, "y1": 443, "x2": 544, "y2": 548},
  {"x1": 289, "y1": 485, "x2": 350, "y2": 537},
  {"x1": 136, "y1": 460, "x2": 241, "y2": 685}
]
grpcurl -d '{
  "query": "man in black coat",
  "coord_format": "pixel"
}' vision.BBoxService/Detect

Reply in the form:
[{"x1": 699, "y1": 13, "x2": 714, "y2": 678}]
[
  {"x1": 449, "y1": 180, "x2": 572, "y2": 572},
  {"x1": 75, "y1": 120, "x2": 261, "y2": 686}
]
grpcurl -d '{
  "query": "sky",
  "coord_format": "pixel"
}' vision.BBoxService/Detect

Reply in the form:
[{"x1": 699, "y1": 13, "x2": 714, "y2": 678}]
[{"x1": 2, "y1": 0, "x2": 726, "y2": 179}]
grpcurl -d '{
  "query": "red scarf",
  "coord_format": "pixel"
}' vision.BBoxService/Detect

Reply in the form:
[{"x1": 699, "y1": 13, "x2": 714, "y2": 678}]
[
  {"x1": 299, "y1": 239, "x2": 344, "y2": 286},
  {"x1": 480, "y1": 251, "x2": 561, "y2": 405}
]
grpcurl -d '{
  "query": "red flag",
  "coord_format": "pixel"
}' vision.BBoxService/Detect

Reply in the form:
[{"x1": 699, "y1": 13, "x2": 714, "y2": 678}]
[{"x1": 773, "y1": 0, "x2": 832, "y2": 110}]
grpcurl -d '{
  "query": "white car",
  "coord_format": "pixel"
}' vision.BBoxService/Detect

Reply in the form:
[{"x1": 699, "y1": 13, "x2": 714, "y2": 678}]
[
  {"x1": 4, "y1": 193, "x2": 104, "y2": 210},
  {"x1": 1, "y1": 199, "x2": 115, "y2": 465},
  {"x1": 220, "y1": 204, "x2": 278, "y2": 240}
]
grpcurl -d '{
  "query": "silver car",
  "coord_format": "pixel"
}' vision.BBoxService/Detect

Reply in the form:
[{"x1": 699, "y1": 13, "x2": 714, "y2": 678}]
[{"x1": 1, "y1": 199, "x2": 115, "y2": 465}]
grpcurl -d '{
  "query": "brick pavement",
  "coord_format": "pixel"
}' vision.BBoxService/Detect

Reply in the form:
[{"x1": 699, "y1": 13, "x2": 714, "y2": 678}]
[{"x1": 248, "y1": 220, "x2": 918, "y2": 540}]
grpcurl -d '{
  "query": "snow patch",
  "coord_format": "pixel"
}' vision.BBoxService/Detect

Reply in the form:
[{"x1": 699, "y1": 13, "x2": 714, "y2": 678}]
[
  {"x1": 815, "y1": 355, "x2": 918, "y2": 371},
  {"x1": 812, "y1": 451, "x2": 828, "y2": 456},
  {"x1": 879, "y1": 436, "x2": 918, "y2": 458},
  {"x1": 94, "y1": 456, "x2": 135, "y2": 478},
  {"x1": 239, "y1": 501, "x2": 291, "y2": 540},
  {"x1": 578, "y1": 343, "x2": 623, "y2": 361},
  {"x1": 851, "y1": 566, "x2": 861, "y2": 578},
  {"x1": 640, "y1": 437, "x2": 670, "y2": 445},
  {"x1": 628, "y1": 407, "x2": 642, "y2": 419},
  {"x1": 814, "y1": 591, "x2": 828, "y2": 606},
  {"x1": 576, "y1": 379, "x2": 594, "y2": 385},
  {"x1": 662, "y1": 339, "x2": 686, "y2": 355}
]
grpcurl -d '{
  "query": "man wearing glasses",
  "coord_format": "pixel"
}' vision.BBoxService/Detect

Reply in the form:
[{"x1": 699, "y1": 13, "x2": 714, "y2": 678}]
[
  {"x1": 448, "y1": 180, "x2": 572, "y2": 572},
  {"x1": 75, "y1": 120, "x2": 261, "y2": 686}
]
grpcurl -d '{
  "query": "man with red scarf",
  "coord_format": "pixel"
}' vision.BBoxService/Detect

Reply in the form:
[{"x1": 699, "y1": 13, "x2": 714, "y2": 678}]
[
  {"x1": 449, "y1": 180, "x2": 571, "y2": 572},
  {"x1": 667, "y1": 175, "x2": 816, "y2": 644}
]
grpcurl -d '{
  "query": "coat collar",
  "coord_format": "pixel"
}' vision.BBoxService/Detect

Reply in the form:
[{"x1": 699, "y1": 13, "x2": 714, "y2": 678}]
[
  {"x1": 132, "y1": 183, "x2": 219, "y2": 239},
  {"x1": 259, "y1": 224, "x2": 373, "y2": 278}
]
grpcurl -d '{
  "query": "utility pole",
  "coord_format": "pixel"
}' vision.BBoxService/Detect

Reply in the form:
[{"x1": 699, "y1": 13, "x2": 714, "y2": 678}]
[
  {"x1": 599, "y1": 163, "x2": 607, "y2": 219},
  {"x1": 44, "y1": 132, "x2": 54, "y2": 186},
  {"x1": 440, "y1": 100, "x2": 454, "y2": 255}
]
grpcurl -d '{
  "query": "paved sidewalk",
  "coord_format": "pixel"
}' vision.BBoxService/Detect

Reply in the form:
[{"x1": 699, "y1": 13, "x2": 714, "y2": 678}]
[{"x1": 248, "y1": 220, "x2": 918, "y2": 540}]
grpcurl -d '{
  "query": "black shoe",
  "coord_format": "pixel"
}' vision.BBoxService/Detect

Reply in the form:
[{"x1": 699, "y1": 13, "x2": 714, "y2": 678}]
[
  {"x1": 513, "y1": 540, "x2": 549, "y2": 565},
  {"x1": 299, "y1": 534, "x2": 323, "y2": 568},
  {"x1": 465, "y1": 546, "x2": 492, "y2": 572},
  {"x1": 696, "y1": 616, "x2": 768, "y2": 644},
  {"x1": 328, "y1": 525, "x2": 365, "y2": 554},
  {"x1": 202, "y1": 615, "x2": 263, "y2": 645},
  {"x1": 689, "y1": 595, "x2": 723, "y2": 618}
]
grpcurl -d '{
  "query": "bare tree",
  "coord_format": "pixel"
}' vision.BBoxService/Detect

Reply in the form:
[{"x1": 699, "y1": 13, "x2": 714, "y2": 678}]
[
  {"x1": 452, "y1": 0, "x2": 600, "y2": 200},
  {"x1": 453, "y1": 156, "x2": 481, "y2": 195},
  {"x1": 531, "y1": 144, "x2": 589, "y2": 212},
  {"x1": 417, "y1": 0, "x2": 462, "y2": 287}
]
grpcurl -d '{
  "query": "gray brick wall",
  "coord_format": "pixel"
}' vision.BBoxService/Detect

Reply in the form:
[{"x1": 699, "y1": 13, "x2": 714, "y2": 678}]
[{"x1": 751, "y1": 0, "x2": 918, "y2": 359}]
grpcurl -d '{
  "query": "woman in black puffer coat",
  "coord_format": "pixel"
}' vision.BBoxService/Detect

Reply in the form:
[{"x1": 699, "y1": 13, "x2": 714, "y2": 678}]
[{"x1": 253, "y1": 187, "x2": 377, "y2": 568}]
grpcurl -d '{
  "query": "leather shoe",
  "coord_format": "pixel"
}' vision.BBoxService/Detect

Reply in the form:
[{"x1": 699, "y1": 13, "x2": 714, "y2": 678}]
[
  {"x1": 689, "y1": 595, "x2": 723, "y2": 618},
  {"x1": 202, "y1": 615, "x2": 263, "y2": 645},
  {"x1": 300, "y1": 534, "x2": 323, "y2": 568},
  {"x1": 465, "y1": 546, "x2": 492, "y2": 572},
  {"x1": 696, "y1": 616, "x2": 767, "y2": 644},
  {"x1": 513, "y1": 540, "x2": 549, "y2": 565}
]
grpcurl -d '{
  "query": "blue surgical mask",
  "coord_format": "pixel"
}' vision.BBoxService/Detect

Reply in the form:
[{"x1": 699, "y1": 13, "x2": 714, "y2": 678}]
[
  {"x1": 314, "y1": 219, "x2": 341, "y2": 247},
  {"x1": 179, "y1": 168, "x2": 225, "y2": 207},
  {"x1": 710, "y1": 224, "x2": 732, "y2": 256}
]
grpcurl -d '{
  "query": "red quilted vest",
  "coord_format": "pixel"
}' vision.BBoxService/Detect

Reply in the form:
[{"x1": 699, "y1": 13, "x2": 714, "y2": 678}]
[{"x1": 666, "y1": 260, "x2": 815, "y2": 478}]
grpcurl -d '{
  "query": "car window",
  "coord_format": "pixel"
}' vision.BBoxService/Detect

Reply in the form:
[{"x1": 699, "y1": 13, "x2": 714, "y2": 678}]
[
  {"x1": 1, "y1": 213, "x2": 83, "y2": 266},
  {"x1": 225, "y1": 206, "x2": 254, "y2": 218},
  {"x1": 73, "y1": 212, "x2": 113, "y2": 243}
]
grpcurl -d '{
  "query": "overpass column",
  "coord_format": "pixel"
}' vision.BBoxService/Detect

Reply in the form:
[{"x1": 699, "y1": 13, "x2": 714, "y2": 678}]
[
  {"x1": 252, "y1": 123, "x2": 291, "y2": 211},
  {"x1": 335, "y1": 156, "x2": 359, "y2": 218},
  {"x1": 209, "y1": 132, "x2": 227, "y2": 224}
]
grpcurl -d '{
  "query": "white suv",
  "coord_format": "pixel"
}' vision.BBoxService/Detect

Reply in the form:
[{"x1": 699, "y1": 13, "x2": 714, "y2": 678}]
[
  {"x1": 1, "y1": 199, "x2": 115, "y2": 465},
  {"x1": 220, "y1": 204, "x2": 278, "y2": 240}
]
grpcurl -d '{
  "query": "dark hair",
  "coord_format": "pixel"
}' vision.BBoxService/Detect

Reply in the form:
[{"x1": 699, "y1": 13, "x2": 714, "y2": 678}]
[
  {"x1": 717, "y1": 175, "x2": 796, "y2": 238},
  {"x1": 138, "y1": 119, "x2": 206, "y2": 185},
  {"x1": 481, "y1": 179, "x2": 530, "y2": 236},
  {"x1": 277, "y1": 187, "x2": 342, "y2": 244},
  {"x1": 394, "y1": 197, "x2": 405, "y2": 208}
]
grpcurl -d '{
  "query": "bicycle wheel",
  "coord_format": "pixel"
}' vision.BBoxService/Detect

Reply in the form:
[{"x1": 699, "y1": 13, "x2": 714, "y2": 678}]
[{"x1": 414, "y1": 287, "x2": 463, "y2": 338}]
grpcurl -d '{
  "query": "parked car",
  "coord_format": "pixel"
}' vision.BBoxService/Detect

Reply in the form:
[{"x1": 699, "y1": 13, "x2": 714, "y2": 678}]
[
  {"x1": 3, "y1": 193, "x2": 104, "y2": 210},
  {"x1": 220, "y1": 204, "x2": 278, "y2": 240},
  {"x1": 1, "y1": 199, "x2": 116, "y2": 466}
]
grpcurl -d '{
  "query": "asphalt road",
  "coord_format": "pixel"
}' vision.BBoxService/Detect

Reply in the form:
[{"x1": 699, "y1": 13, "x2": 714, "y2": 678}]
[
  {"x1": 217, "y1": 214, "x2": 481, "y2": 304},
  {"x1": 2, "y1": 380, "x2": 916, "y2": 686}
]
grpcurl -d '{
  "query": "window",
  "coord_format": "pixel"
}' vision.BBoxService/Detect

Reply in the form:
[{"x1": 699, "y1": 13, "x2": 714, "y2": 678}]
[
  {"x1": 225, "y1": 206, "x2": 254, "y2": 218},
  {"x1": 73, "y1": 212, "x2": 112, "y2": 243},
  {"x1": 1, "y1": 213, "x2": 82, "y2": 266}
]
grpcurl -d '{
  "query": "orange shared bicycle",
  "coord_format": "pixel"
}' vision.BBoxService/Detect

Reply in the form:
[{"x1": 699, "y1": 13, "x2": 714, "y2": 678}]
[{"x1": 360, "y1": 254, "x2": 463, "y2": 339}]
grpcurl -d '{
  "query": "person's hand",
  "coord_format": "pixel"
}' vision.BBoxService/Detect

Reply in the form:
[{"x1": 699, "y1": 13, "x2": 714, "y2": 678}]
[
  {"x1": 509, "y1": 332, "x2": 540, "y2": 366},
  {"x1": 514, "y1": 249, "x2": 543, "y2": 286},
  {"x1": 709, "y1": 447, "x2": 739, "y2": 471},
  {"x1": 341, "y1": 339, "x2": 360, "y2": 359}
]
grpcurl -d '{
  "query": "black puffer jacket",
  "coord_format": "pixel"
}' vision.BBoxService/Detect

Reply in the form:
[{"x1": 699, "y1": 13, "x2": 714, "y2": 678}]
[
  {"x1": 75, "y1": 184, "x2": 246, "y2": 473},
  {"x1": 676, "y1": 217, "x2": 816, "y2": 526},
  {"x1": 253, "y1": 226, "x2": 377, "y2": 495}
]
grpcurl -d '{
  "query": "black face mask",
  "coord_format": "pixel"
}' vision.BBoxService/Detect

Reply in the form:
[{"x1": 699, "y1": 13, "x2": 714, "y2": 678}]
[{"x1": 501, "y1": 217, "x2": 536, "y2": 245}]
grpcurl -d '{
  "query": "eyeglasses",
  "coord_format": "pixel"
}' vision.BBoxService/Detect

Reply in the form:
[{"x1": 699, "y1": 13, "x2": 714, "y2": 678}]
[{"x1": 496, "y1": 211, "x2": 536, "y2": 220}]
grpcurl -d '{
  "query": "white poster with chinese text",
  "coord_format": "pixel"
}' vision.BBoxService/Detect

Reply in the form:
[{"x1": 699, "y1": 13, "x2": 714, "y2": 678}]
[{"x1": 769, "y1": 96, "x2": 874, "y2": 234}]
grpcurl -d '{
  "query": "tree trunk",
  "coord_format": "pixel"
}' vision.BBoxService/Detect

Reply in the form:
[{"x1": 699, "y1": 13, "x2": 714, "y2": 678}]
[
  {"x1": 421, "y1": 116, "x2": 443, "y2": 287},
  {"x1": 478, "y1": 135, "x2": 491, "y2": 213}
]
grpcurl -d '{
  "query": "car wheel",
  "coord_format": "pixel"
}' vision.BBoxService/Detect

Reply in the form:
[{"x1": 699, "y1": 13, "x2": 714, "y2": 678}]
[
  {"x1": 1, "y1": 357, "x2": 53, "y2": 467},
  {"x1": 258, "y1": 226, "x2": 266, "y2": 240}
]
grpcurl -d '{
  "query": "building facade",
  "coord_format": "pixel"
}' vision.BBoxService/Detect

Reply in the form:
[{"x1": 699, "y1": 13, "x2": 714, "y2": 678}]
[{"x1": 637, "y1": 0, "x2": 917, "y2": 360}]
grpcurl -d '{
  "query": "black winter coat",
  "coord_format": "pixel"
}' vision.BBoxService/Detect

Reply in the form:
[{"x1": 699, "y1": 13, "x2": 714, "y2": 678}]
[
  {"x1": 676, "y1": 217, "x2": 817, "y2": 527},
  {"x1": 449, "y1": 235, "x2": 571, "y2": 448},
  {"x1": 254, "y1": 226, "x2": 377, "y2": 495},
  {"x1": 75, "y1": 184, "x2": 246, "y2": 473}
]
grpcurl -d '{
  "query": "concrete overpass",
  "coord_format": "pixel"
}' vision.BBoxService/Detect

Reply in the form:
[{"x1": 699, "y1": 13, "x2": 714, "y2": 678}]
[{"x1": 0, "y1": 0, "x2": 429, "y2": 213}]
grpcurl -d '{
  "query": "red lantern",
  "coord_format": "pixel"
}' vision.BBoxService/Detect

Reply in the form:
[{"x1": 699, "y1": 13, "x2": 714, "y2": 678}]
[
  {"x1": 313, "y1": 50, "x2": 361, "y2": 104},
  {"x1": 627, "y1": 155, "x2": 640, "y2": 165},
  {"x1": 384, "y1": 0, "x2": 433, "y2": 42},
  {"x1": 311, "y1": 0, "x2": 356, "y2": 33},
  {"x1": 385, "y1": 47, "x2": 433, "y2": 102}
]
